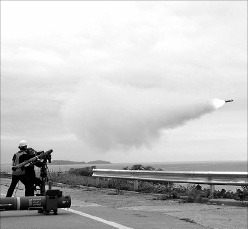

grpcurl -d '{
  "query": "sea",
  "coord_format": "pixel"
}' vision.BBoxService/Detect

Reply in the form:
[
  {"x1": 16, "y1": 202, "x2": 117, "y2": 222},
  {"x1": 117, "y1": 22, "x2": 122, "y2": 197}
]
[{"x1": 1, "y1": 160, "x2": 247, "y2": 173}]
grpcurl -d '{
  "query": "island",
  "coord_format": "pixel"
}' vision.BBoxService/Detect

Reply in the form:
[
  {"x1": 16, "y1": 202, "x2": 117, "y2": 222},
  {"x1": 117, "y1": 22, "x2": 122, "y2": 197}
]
[
  {"x1": 50, "y1": 160, "x2": 86, "y2": 165},
  {"x1": 87, "y1": 160, "x2": 111, "y2": 164},
  {"x1": 50, "y1": 160, "x2": 111, "y2": 165}
]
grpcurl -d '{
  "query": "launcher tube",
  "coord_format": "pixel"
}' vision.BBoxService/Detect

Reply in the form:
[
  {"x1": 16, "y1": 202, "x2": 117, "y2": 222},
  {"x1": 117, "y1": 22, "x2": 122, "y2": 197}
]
[
  {"x1": 13, "y1": 149, "x2": 53, "y2": 169},
  {"x1": 0, "y1": 195, "x2": 71, "y2": 211}
]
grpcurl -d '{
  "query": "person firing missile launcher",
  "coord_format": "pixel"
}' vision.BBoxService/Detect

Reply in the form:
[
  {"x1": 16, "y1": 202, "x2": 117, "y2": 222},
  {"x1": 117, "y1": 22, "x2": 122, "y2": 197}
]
[
  {"x1": 6, "y1": 140, "x2": 53, "y2": 197},
  {"x1": 6, "y1": 140, "x2": 32, "y2": 197}
]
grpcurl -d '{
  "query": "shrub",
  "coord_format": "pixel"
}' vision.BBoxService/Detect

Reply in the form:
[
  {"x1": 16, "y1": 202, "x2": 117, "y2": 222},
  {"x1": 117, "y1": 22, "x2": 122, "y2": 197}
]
[
  {"x1": 49, "y1": 172, "x2": 96, "y2": 187},
  {"x1": 107, "y1": 179, "x2": 134, "y2": 191},
  {"x1": 137, "y1": 181, "x2": 155, "y2": 193},
  {"x1": 143, "y1": 166, "x2": 156, "y2": 171},
  {"x1": 126, "y1": 164, "x2": 163, "y2": 171},
  {"x1": 68, "y1": 166, "x2": 95, "y2": 177},
  {"x1": 131, "y1": 164, "x2": 144, "y2": 170},
  {"x1": 240, "y1": 186, "x2": 248, "y2": 201}
]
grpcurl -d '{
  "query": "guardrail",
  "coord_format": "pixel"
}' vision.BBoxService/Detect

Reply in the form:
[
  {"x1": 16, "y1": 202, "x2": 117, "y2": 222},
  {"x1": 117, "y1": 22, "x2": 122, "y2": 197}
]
[{"x1": 92, "y1": 169, "x2": 248, "y2": 196}]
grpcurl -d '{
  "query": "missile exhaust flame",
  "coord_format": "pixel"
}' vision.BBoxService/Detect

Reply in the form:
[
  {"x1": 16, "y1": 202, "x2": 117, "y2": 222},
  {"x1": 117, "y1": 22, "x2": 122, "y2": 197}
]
[{"x1": 210, "y1": 98, "x2": 225, "y2": 109}]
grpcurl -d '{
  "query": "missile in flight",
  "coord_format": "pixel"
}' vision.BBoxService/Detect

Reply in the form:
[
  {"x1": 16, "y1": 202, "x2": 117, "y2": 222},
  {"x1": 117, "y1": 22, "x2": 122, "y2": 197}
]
[{"x1": 225, "y1": 99, "x2": 233, "y2": 103}]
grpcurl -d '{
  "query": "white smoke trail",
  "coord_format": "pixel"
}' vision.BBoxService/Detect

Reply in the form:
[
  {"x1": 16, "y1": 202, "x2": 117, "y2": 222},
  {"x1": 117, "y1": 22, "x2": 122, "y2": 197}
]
[{"x1": 61, "y1": 82, "x2": 225, "y2": 152}]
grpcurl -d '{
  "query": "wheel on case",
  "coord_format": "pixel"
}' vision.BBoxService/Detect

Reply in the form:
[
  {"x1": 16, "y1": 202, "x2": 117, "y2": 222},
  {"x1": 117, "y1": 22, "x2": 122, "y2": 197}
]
[{"x1": 44, "y1": 210, "x2": 50, "y2": 215}]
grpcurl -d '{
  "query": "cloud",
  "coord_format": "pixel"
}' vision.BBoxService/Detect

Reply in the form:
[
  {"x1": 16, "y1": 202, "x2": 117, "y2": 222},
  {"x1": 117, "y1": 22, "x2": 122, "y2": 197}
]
[{"x1": 1, "y1": 1, "x2": 246, "y2": 162}]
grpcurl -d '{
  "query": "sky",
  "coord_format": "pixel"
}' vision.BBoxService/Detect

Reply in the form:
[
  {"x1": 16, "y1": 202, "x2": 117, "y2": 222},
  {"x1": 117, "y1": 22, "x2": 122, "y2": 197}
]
[{"x1": 1, "y1": 1, "x2": 247, "y2": 164}]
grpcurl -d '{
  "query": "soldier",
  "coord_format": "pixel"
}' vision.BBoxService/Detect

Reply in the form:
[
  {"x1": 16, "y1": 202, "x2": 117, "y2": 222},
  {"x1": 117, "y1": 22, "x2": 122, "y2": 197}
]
[
  {"x1": 6, "y1": 140, "x2": 32, "y2": 197},
  {"x1": 25, "y1": 147, "x2": 42, "y2": 196}
]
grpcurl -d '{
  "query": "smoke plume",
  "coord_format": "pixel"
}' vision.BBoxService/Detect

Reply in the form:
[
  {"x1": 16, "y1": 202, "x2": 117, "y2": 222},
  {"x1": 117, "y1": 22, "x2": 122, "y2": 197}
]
[{"x1": 61, "y1": 81, "x2": 224, "y2": 151}]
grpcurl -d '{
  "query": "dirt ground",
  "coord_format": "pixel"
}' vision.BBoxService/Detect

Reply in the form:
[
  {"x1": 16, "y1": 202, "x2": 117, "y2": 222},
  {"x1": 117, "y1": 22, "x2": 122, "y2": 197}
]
[
  {"x1": 1, "y1": 179, "x2": 247, "y2": 229},
  {"x1": 56, "y1": 183, "x2": 248, "y2": 229}
]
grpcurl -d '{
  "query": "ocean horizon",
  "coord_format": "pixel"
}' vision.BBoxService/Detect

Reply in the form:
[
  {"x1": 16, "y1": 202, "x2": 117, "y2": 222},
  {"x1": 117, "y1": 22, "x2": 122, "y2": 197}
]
[{"x1": 1, "y1": 160, "x2": 247, "y2": 173}]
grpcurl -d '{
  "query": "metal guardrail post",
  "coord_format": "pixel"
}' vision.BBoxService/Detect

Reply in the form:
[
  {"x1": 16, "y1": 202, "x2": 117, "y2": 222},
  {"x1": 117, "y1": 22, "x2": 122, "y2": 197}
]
[
  {"x1": 209, "y1": 185, "x2": 215, "y2": 199},
  {"x1": 134, "y1": 180, "x2": 139, "y2": 191},
  {"x1": 95, "y1": 177, "x2": 100, "y2": 187}
]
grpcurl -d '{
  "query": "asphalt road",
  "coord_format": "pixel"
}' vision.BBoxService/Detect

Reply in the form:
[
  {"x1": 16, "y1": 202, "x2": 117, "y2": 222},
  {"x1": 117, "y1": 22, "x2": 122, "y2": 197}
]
[
  {"x1": 0, "y1": 179, "x2": 207, "y2": 229},
  {"x1": 0, "y1": 201, "x2": 206, "y2": 229}
]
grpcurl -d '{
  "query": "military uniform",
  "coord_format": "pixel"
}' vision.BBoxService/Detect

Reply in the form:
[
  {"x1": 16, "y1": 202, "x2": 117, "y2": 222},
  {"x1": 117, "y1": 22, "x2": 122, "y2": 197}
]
[
  {"x1": 25, "y1": 148, "x2": 42, "y2": 196},
  {"x1": 6, "y1": 150, "x2": 32, "y2": 197}
]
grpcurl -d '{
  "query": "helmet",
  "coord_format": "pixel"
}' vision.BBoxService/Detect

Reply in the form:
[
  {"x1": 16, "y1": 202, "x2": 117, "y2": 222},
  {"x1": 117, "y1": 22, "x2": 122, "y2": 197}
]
[{"x1": 19, "y1": 140, "x2": 27, "y2": 147}]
